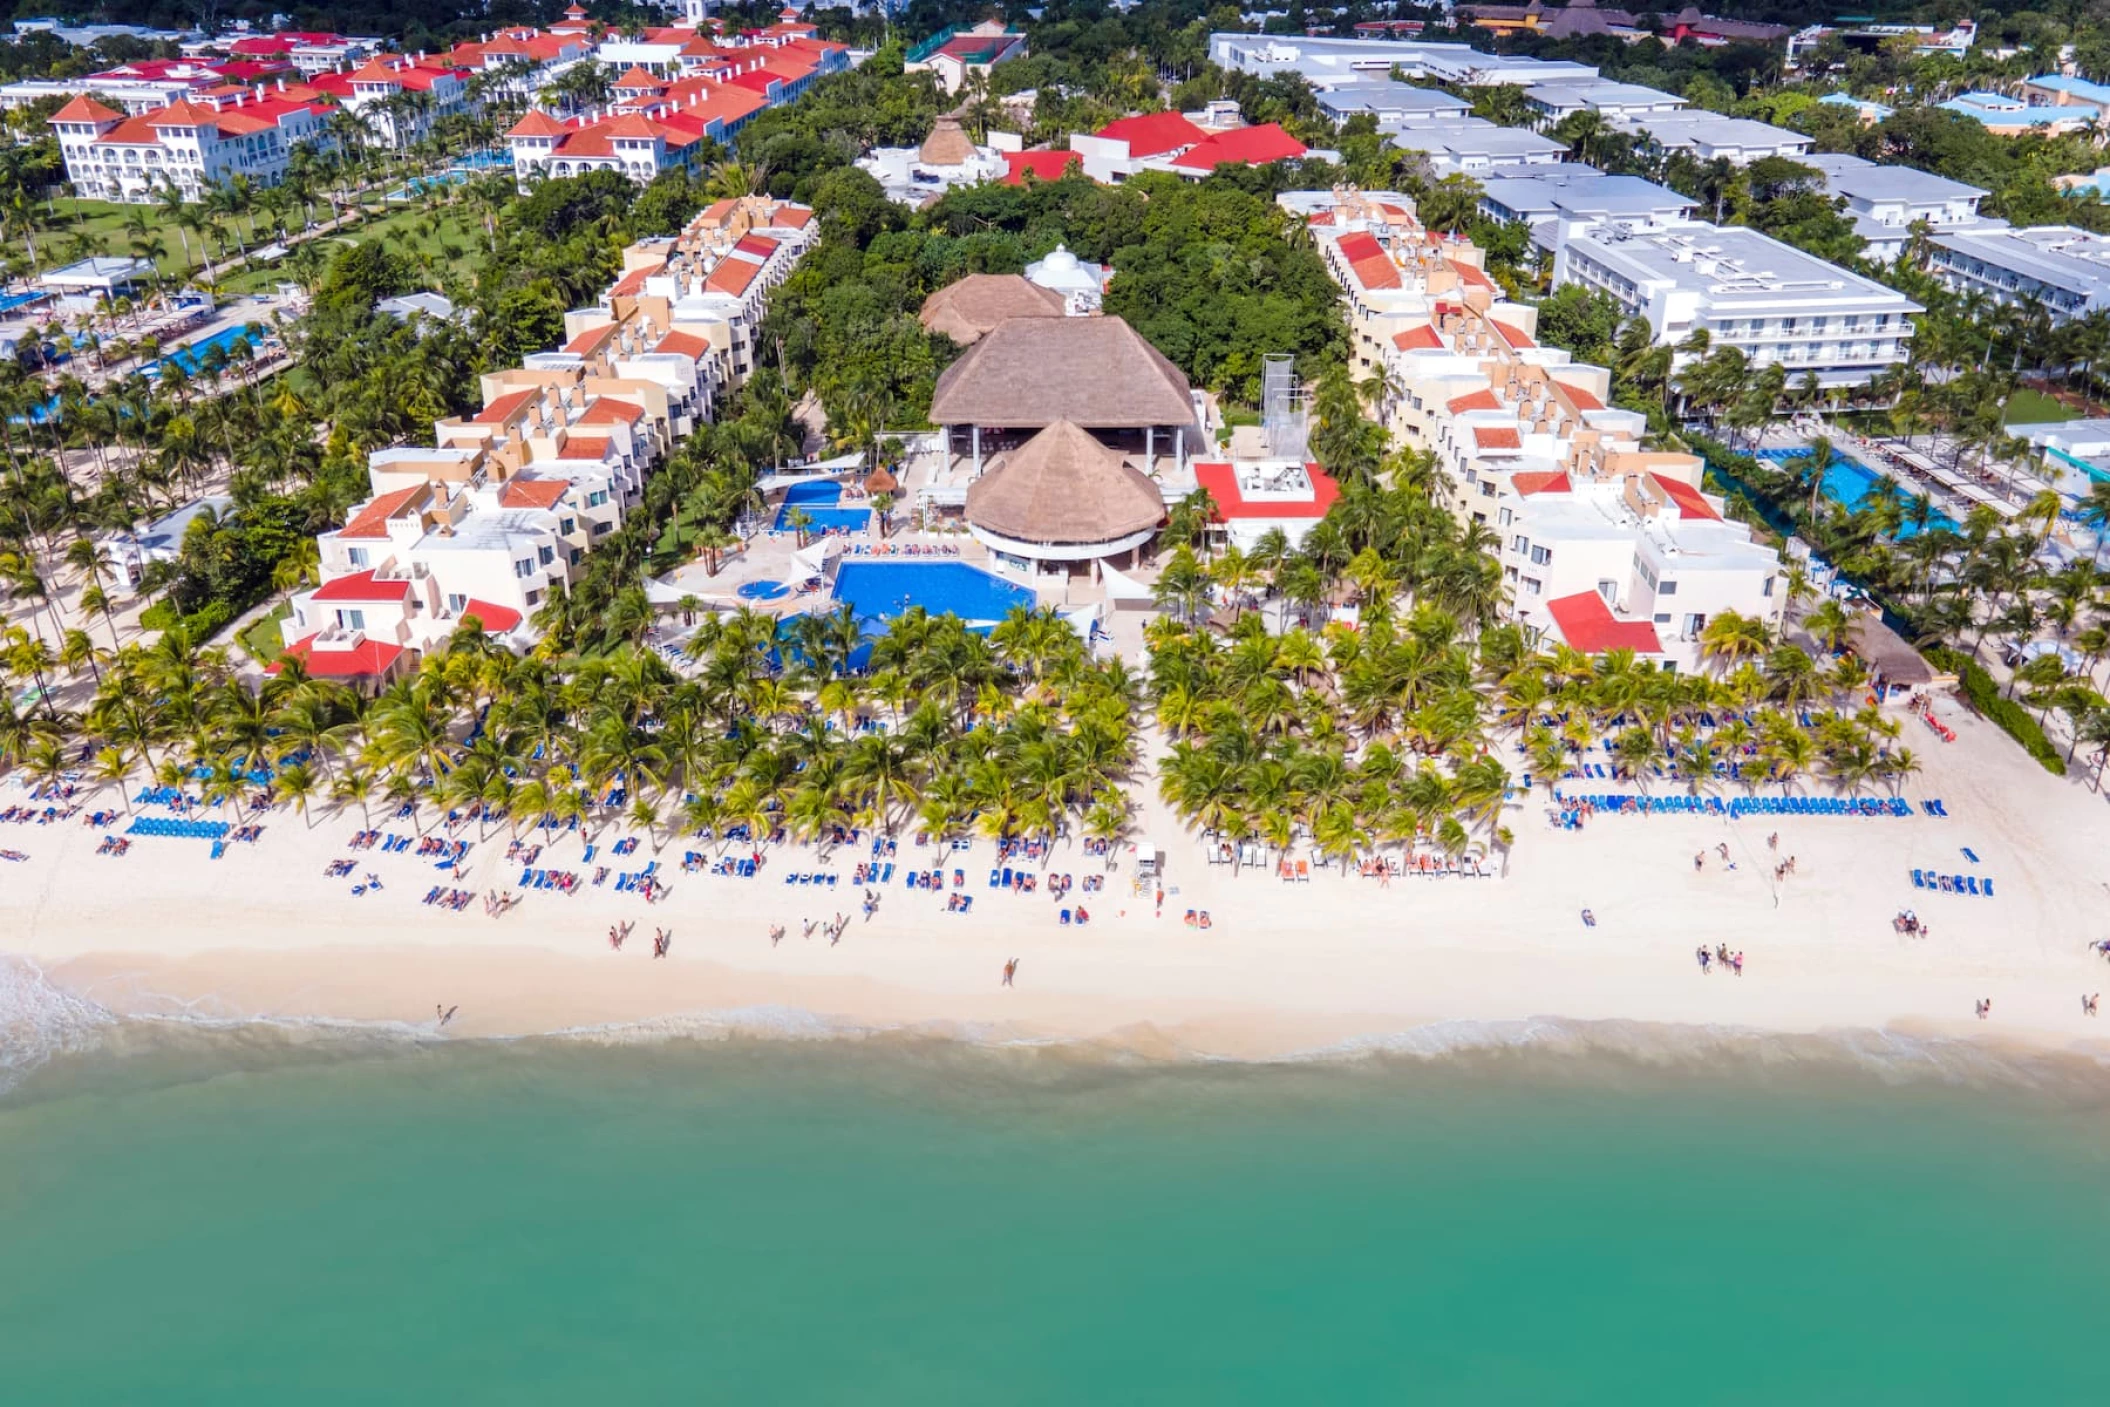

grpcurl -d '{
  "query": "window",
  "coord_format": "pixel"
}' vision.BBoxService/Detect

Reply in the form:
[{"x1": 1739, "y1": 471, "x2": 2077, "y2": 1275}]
[
  {"x1": 346, "y1": 547, "x2": 369, "y2": 567},
  {"x1": 1762, "y1": 576, "x2": 1776, "y2": 597},
  {"x1": 537, "y1": 546, "x2": 555, "y2": 566},
  {"x1": 1529, "y1": 545, "x2": 1551, "y2": 566},
  {"x1": 1498, "y1": 507, "x2": 1513, "y2": 527},
  {"x1": 1653, "y1": 612, "x2": 1672, "y2": 625},
  {"x1": 592, "y1": 520, "x2": 612, "y2": 536},
  {"x1": 525, "y1": 589, "x2": 542, "y2": 606},
  {"x1": 1657, "y1": 580, "x2": 1677, "y2": 596},
  {"x1": 514, "y1": 559, "x2": 534, "y2": 579},
  {"x1": 1520, "y1": 576, "x2": 1542, "y2": 596},
  {"x1": 560, "y1": 517, "x2": 576, "y2": 535},
  {"x1": 569, "y1": 548, "x2": 584, "y2": 565},
  {"x1": 446, "y1": 594, "x2": 467, "y2": 613},
  {"x1": 1511, "y1": 535, "x2": 1529, "y2": 554},
  {"x1": 336, "y1": 608, "x2": 365, "y2": 630}
]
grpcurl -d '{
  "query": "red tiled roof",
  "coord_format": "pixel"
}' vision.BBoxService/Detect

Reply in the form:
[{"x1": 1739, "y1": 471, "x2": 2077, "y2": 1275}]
[
  {"x1": 1473, "y1": 426, "x2": 1522, "y2": 451},
  {"x1": 1191, "y1": 461, "x2": 1343, "y2": 520},
  {"x1": 474, "y1": 389, "x2": 539, "y2": 425},
  {"x1": 1546, "y1": 592, "x2": 1661, "y2": 655},
  {"x1": 1349, "y1": 256, "x2": 1400, "y2": 291},
  {"x1": 1494, "y1": 320, "x2": 1536, "y2": 349},
  {"x1": 1650, "y1": 473, "x2": 1721, "y2": 521},
  {"x1": 564, "y1": 323, "x2": 618, "y2": 357},
  {"x1": 1556, "y1": 380, "x2": 1603, "y2": 411},
  {"x1": 1096, "y1": 110, "x2": 1206, "y2": 157},
  {"x1": 311, "y1": 569, "x2": 411, "y2": 603},
  {"x1": 1393, "y1": 324, "x2": 1445, "y2": 351},
  {"x1": 704, "y1": 257, "x2": 763, "y2": 296},
  {"x1": 1336, "y1": 231, "x2": 1385, "y2": 264},
  {"x1": 499, "y1": 479, "x2": 569, "y2": 509},
  {"x1": 1451, "y1": 262, "x2": 1495, "y2": 290},
  {"x1": 1447, "y1": 389, "x2": 1501, "y2": 414},
  {"x1": 555, "y1": 435, "x2": 613, "y2": 460},
  {"x1": 272, "y1": 633, "x2": 407, "y2": 677},
  {"x1": 611, "y1": 261, "x2": 666, "y2": 296},
  {"x1": 507, "y1": 110, "x2": 569, "y2": 138},
  {"x1": 734, "y1": 233, "x2": 778, "y2": 257},
  {"x1": 50, "y1": 95, "x2": 121, "y2": 124},
  {"x1": 337, "y1": 485, "x2": 426, "y2": 539},
  {"x1": 724, "y1": 70, "x2": 781, "y2": 96},
  {"x1": 577, "y1": 398, "x2": 645, "y2": 425},
  {"x1": 459, "y1": 599, "x2": 523, "y2": 632},
  {"x1": 653, "y1": 330, "x2": 710, "y2": 359},
  {"x1": 1169, "y1": 122, "x2": 1307, "y2": 171},
  {"x1": 1511, "y1": 471, "x2": 1572, "y2": 497},
  {"x1": 615, "y1": 66, "x2": 665, "y2": 88}
]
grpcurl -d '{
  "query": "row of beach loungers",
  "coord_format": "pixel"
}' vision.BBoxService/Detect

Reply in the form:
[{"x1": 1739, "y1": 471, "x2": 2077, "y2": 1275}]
[
  {"x1": 842, "y1": 543, "x2": 960, "y2": 556},
  {"x1": 786, "y1": 871, "x2": 843, "y2": 887},
  {"x1": 0, "y1": 805, "x2": 78, "y2": 825},
  {"x1": 682, "y1": 853, "x2": 762, "y2": 877},
  {"x1": 1351, "y1": 855, "x2": 1491, "y2": 878},
  {"x1": 1555, "y1": 793, "x2": 1914, "y2": 819},
  {"x1": 422, "y1": 887, "x2": 476, "y2": 911},
  {"x1": 520, "y1": 868, "x2": 581, "y2": 893},
  {"x1": 1912, "y1": 871, "x2": 1994, "y2": 896},
  {"x1": 126, "y1": 816, "x2": 229, "y2": 839}
]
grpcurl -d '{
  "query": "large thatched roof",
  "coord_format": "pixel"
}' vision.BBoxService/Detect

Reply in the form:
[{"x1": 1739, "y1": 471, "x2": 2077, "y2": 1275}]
[
  {"x1": 966, "y1": 420, "x2": 1165, "y2": 545},
  {"x1": 918, "y1": 274, "x2": 1064, "y2": 347},
  {"x1": 919, "y1": 114, "x2": 978, "y2": 167},
  {"x1": 929, "y1": 315, "x2": 1197, "y2": 429}
]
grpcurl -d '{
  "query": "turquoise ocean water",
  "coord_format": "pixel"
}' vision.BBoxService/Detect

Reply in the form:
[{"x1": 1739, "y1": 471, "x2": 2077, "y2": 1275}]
[{"x1": 5, "y1": 997, "x2": 2110, "y2": 1403}]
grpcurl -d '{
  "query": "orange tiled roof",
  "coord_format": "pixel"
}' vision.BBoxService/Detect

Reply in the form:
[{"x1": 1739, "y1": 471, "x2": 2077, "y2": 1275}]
[
  {"x1": 1446, "y1": 389, "x2": 1501, "y2": 414},
  {"x1": 653, "y1": 330, "x2": 710, "y2": 359},
  {"x1": 474, "y1": 388, "x2": 539, "y2": 425},
  {"x1": 576, "y1": 397, "x2": 645, "y2": 426},
  {"x1": 51, "y1": 95, "x2": 121, "y2": 124},
  {"x1": 499, "y1": 478, "x2": 569, "y2": 509},
  {"x1": 338, "y1": 484, "x2": 426, "y2": 538}
]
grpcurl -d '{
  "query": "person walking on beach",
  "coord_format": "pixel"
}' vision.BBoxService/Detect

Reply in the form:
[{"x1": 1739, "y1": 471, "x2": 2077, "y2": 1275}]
[
  {"x1": 1694, "y1": 851, "x2": 1704, "y2": 872},
  {"x1": 1696, "y1": 946, "x2": 1711, "y2": 973},
  {"x1": 1002, "y1": 958, "x2": 1018, "y2": 987},
  {"x1": 2084, "y1": 993, "x2": 2099, "y2": 1017}
]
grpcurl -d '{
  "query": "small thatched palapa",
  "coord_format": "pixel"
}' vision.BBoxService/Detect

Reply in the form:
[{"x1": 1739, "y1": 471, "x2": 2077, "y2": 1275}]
[
  {"x1": 929, "y1": 316, "x2": 1196, "y2": 429},
  {"x1": 863, "y1": 465, "x2": 899, "y2": 494},
  {"x1": 919, "y1": 114, "x2": 978, "y2": 167},
  {"x1": 918, "y1": 274, "x2": 1064, "y2": 347},
  {"x1": 966, "y1": 420, "x2": 1165, "y2": 545}
]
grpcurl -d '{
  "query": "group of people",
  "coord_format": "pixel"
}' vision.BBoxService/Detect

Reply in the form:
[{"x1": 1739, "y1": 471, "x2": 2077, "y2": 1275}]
[
  {"x1": 1892, "y1": 910, "x2": 1930, "y2": 938},
  {"x1": 1693, "y1": 842, "x2": 1739, "y2": 874},
  {"x1": 607, "y1": 920, "x2": 636, "y2": 951},
  {"x1": 1695, "y1": 944, "x2": 1745, "y2": 976}
]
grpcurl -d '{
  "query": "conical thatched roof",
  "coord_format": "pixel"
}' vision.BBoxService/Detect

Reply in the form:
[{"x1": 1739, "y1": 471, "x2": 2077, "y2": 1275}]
[
  {"x1": 966, "y1": 420, "x2": 1165, "y2": 545},
  {"x1": 919, "y1": 114, "x2": 978, "y2": 167},
  {"x1": 863, "y1": 465, "x2": 898, "y2": 493},
  {"x1": 918, "y1": 274, "x2": 1065, "y2": 347},
  {"x1": 929, "y1": 315, "x2": 1196, "y2": 430}
]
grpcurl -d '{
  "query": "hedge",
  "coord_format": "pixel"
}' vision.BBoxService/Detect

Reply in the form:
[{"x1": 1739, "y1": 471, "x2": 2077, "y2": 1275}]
[
  {"x1": 1924, "y1": 645, "x2": 2066, "y2": 775},
  {"x1": 138, "y1": 597, "x2": 237, "y2": 642}
]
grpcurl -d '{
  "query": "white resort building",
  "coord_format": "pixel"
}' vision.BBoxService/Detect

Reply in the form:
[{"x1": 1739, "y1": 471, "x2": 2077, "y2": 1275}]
[{"x1": 1295, "y1": 186, "x2": 1788, "y2": 670}]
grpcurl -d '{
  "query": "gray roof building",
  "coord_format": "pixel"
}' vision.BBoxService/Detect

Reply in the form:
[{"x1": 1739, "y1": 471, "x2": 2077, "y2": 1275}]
[
  {"x1": 1926, "y1": 226, "x2": 2110, "y2": 324},
  {"x1": 1313, "y1": 80, "x2": 1472, "y2": 129},
  {"x1": 1391, "y1": 118, "x2": 1570, "y2": 175},
  {"x1": 1613, "y1": 111, "x2": 1813, "y2": 164},
  {"x1": 1797, "y1": 152, "x2": 1998, "y2": 260}
]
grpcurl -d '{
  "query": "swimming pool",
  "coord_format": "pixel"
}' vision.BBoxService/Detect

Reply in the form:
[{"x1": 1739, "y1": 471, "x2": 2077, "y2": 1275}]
[
  {"x1": 1758, "y1": 449, "x2": 1957, "y2": 538},
  {"x1": 735, "y1": 579, "x2": 791, "y2": 602},
  {"x1": 0, "y1": 290, "x2": 50, "y2": 314},
  {"x1": 155, "y1": 324, "x2": 260, "y2": 378},
  {"x1": 832, "y1": 561, "x2": 1036, "y2": 628},
  {"x1": 774, "y1": 480, "x2": 870, "y2": 532}
]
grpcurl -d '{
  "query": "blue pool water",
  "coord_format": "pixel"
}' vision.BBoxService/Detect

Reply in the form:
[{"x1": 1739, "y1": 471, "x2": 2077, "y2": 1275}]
[
  {"x1": 155, "y1": 324, "x2": 259, "y2": 378},
  {"x1": 775, "y1": 480, "x2": 870, "y2": 532},
  {"x1": 735, "y1": 579, "x2": 790, "y2": 602},
  {"x1": 0, "y1": 289, "x2": 50, "y2": 314},
  {"x1": 832, "y1": 561, "x2": 1035, "y2": 628},
  {"x1": 1758, "y1": 449, "x2": 1957, "y2": 538}
]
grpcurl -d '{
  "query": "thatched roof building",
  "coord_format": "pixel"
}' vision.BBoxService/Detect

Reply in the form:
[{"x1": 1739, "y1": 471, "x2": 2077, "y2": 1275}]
[
  {"x1": 918, "y1": 274, "x2": 1064, "y2": 347},
  {"x1": 928, "y1": 315, "x2": 1196, "y2": 430},
  {"x1": 918, "y1": 115, "x2": 978, "y2": 167},
  {"x1": 965, "y1": 420, "x2": 1165, "y2": 562}
]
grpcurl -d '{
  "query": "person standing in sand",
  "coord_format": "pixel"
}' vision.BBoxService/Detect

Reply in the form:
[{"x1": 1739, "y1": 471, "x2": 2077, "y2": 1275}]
[{"x1": 1002, "y1": 958, "x2": 1018, "y2": 987}]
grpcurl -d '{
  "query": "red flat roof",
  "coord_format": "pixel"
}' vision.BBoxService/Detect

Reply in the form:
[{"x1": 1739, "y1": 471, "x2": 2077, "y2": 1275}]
[
  {"x1": 1393, "y1": 324, "x2": 1444, "y2": 351},
  {"x1": 1546, "y1": 592, "x2": 1661, "y2": 656},
  {"x1": 1191, "y1": 461, "x2": 1342, "y2": 520},
  {"x1": 311, "y1": 569, "x2": 411, "y2": 603},
  {"x1": 1003, "y1": 149, "x2": 1080, "y2": 184},
  {"x1": 460, "y1": 599, "x2": 523, "y2": 632},
  {"x1": 271, "y1": 633, "x2": 407, "y2": 677}
]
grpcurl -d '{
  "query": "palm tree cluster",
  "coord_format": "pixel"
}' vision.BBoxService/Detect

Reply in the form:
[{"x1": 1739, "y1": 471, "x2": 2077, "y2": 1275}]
[
  {"x1": 1496, "y1": 608, "x2": 1924, "y2": 796},
  {"x1": 0, "y1": 605, "x2": 1143, "y2": 856},
  {"x1": 1151, "y1": 607, "x2": 1514, "y2": 870}
]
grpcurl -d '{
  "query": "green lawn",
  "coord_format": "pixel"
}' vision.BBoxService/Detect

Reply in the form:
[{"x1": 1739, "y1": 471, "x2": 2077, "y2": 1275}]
[
  {"x1": 2004, "y1": 388, "x2": 2075, "y2": 426},
  {"x1": 239, "y1": 601, "x2": 292, "y2": 665}
]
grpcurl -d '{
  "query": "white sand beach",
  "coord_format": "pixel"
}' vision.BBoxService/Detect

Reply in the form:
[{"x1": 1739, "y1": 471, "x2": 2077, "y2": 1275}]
[{"x1": 8, "y1": 688, "x2": 2110, "y2": 1064}]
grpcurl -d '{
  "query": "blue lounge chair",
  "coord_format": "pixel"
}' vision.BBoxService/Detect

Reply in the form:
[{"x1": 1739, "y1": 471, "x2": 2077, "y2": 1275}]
[
  {"x1": 1961, "y1": 848, "x2": 1979, "y2": 864},
  {"x1": 1983, "y1": 879, "x2": 1995, "y2": 897},
  {"x1": 1911, "y1": 870, "x2": 1925, "y2": 889},
  {"x1": 1965, "y1": 877, "x2": 1981, "y2": 896}
]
